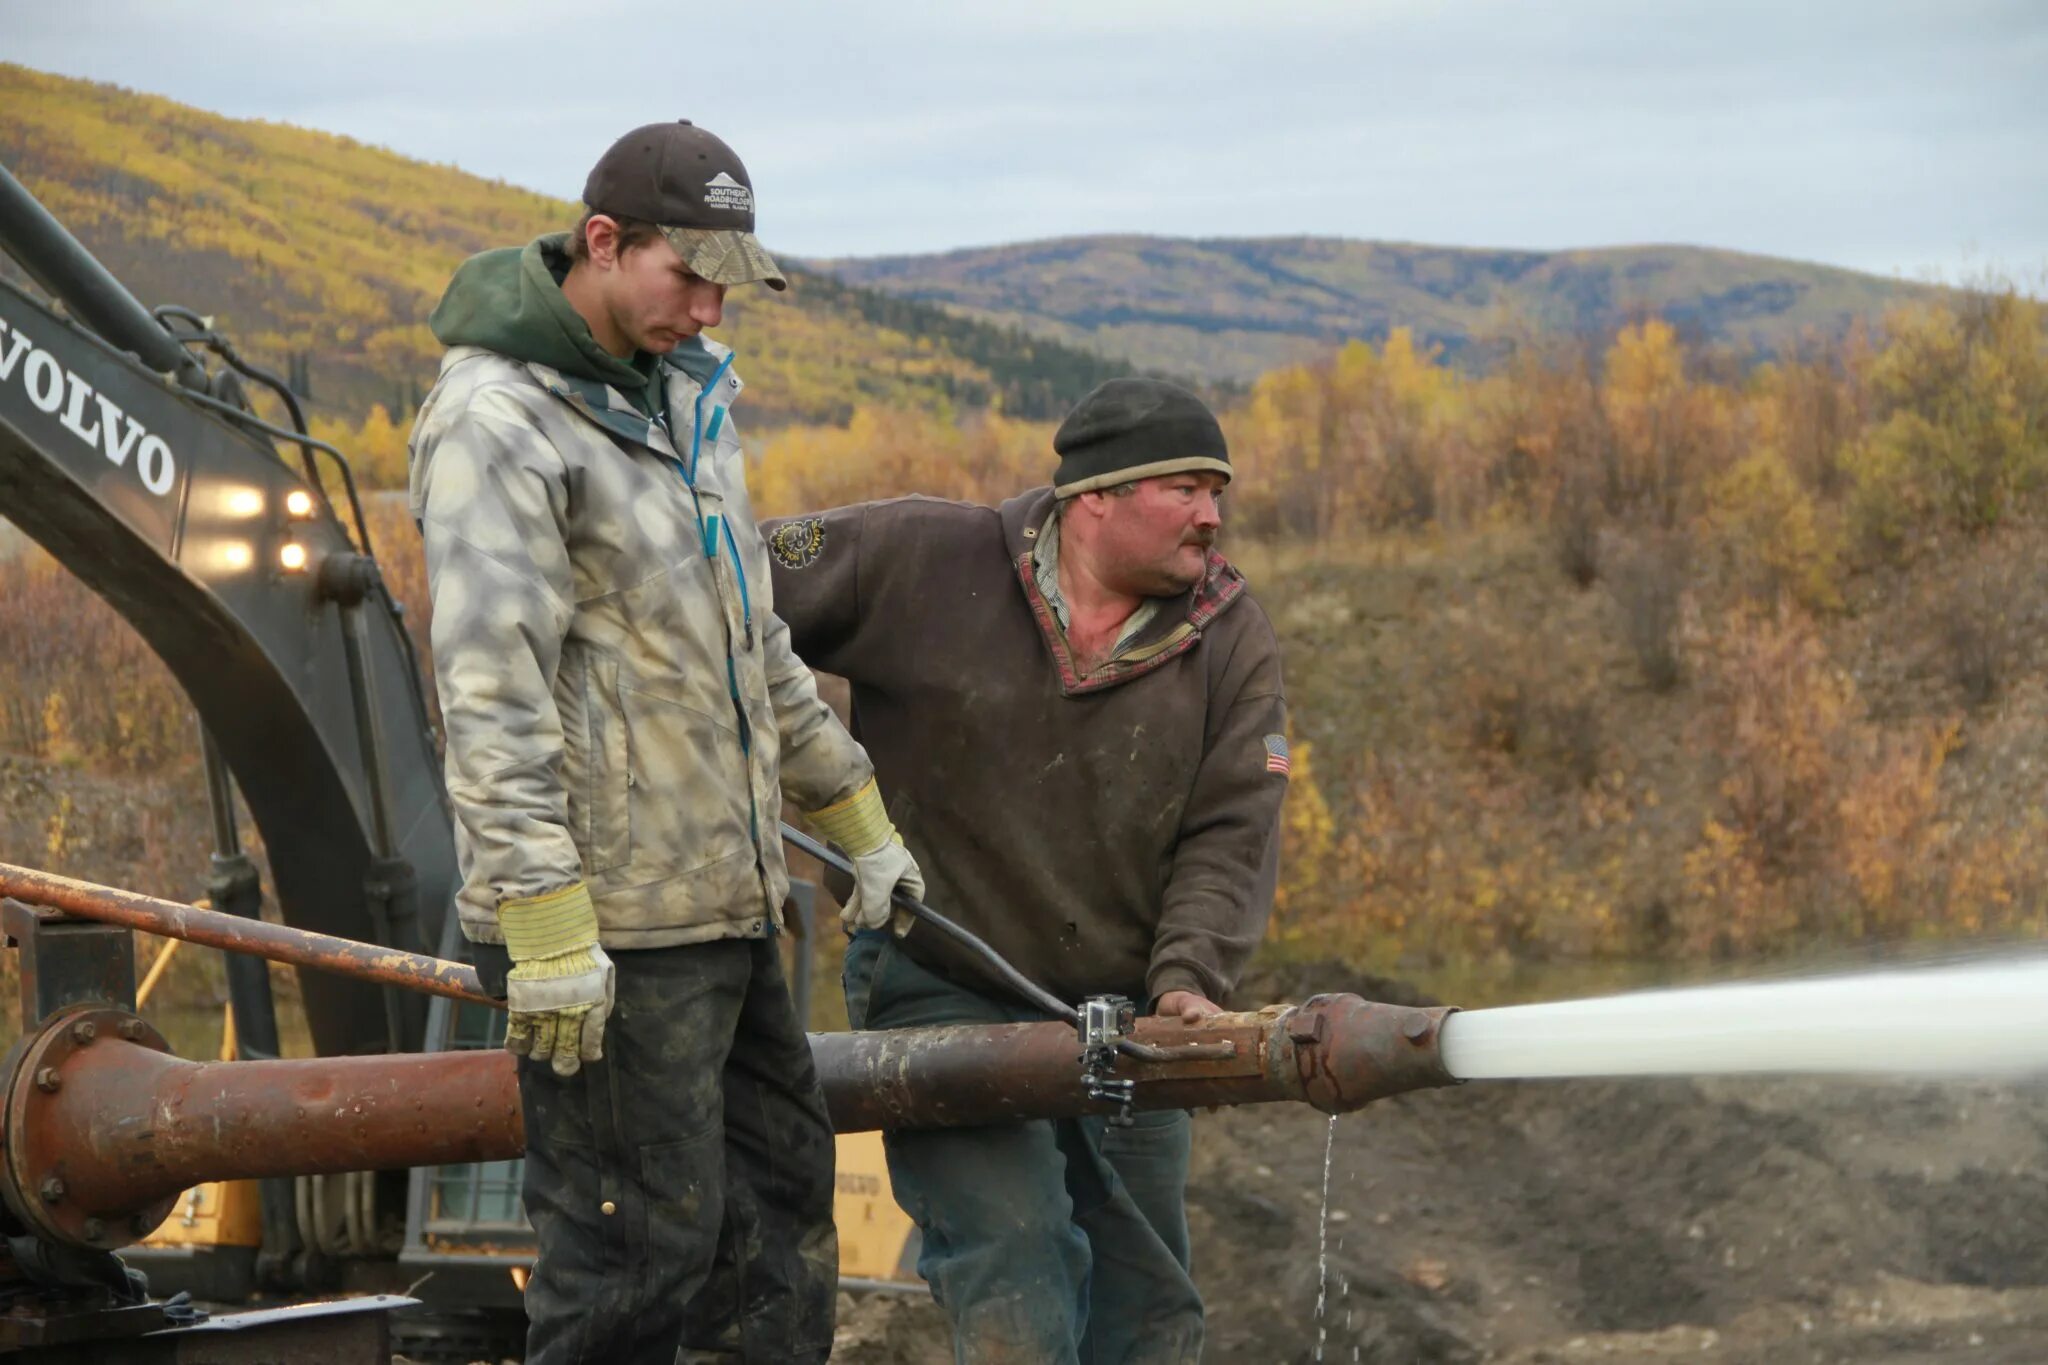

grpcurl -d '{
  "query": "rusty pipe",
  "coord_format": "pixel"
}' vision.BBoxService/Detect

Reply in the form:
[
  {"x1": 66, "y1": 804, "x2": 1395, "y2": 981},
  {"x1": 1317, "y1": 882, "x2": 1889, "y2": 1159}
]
[
  {"x1": 0, "y1": 1007, "x2": 522, "y2": 1252},
  {"x1": 0, "y1": 861, "x2": 491, "y2": 1007},
  {"x1": 0, "y1": 866, "x2": 1408, "y2": 1088},
  {"x1": 813, "y1": 993, "x2": 1458, "y2": 1131},
  {"x1": 1, "y1": 994, "x2": 1454, "y2": 1251}
]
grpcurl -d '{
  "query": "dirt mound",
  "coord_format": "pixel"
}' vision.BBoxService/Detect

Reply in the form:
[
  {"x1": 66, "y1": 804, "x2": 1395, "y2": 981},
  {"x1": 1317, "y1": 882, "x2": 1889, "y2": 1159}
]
[{"x1": 1191, "y1": 1070, "x2": 2048, "y2": 1361}]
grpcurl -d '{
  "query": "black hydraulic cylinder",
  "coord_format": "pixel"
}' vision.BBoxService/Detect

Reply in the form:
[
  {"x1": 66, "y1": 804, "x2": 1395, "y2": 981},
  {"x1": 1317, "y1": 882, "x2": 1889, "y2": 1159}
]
[
  {"x1": 325, "y1": 555, "x2": 428, "y2": 1052},
  {"x1": 0, "y1": 161, "x2": 205, "y2": 388},
  {"x1": 200, "y1": 729, "x2": 305, "y2": 1287}
]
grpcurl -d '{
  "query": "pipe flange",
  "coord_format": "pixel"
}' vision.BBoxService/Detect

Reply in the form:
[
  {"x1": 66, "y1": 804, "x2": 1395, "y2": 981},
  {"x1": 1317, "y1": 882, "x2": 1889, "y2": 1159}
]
[
  {"x1": 1288, "y1": 995, "x2": 1462, "y2": 1114},
  {"x1": 2, "y1": 1006, "x2": 174, "y2": 1249}
]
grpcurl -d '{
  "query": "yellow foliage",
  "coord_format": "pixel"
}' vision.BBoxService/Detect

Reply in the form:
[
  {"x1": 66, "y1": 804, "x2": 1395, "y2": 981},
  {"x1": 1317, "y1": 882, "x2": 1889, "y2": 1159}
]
[
  {"x1": 1702, "y1": 449, "x2": 1843, "y2": 610},
  {"x1": 1696, "y1": 605, "x2": 1855, "y2": 866},
  {"x1": 1856, "y1": 292, "x2": 2048, "y2": 542},
  {"x1": 310, "y1": 403, "x2": 412, "y2": 489},
  {"x1": 41, "y1": 691, "x2": 76, "y2": 766},
  {"x1": 1604, "y1": 319, "x2": 1688, "y2": 430},
  {"x1": 1677, "y1": 605, "x2": 1956, "y2": 952},
  {"x1": 44, "y1": 794, "x2": 72, "y2": 864},
  {"x1": 1941, "y1": 809, "x2": 2048, "y2": 938},
  {"x1": 1679, "y1": 819, "x2": 1794, "y2": 955},
  {"x1": 1599, "y1": 319, "x2": 1732, "y2": 522},
  {"x1": 752, "y1": 408, "x2": 1054, "y2": 516},
  {"x1": 1272, "y1": 729, "x2": 1336, "y2": 927},
  {"x1": 1834, "y1": 721, "x2": 1955, "y2": 920},
  {"x1": 1230, "y1": 328, "x2": 1467, "y2": 538}
]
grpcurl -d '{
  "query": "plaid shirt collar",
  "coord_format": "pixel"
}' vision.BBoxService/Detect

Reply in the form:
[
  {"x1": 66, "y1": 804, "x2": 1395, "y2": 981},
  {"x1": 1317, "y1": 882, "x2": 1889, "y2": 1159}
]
[{"x1": 1031, "y1": 511, "x2": 1160, "y2": 653}]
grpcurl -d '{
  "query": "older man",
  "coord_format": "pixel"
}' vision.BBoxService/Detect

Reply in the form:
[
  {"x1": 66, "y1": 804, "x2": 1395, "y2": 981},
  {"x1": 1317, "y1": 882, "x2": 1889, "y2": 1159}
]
[{"x1": 768, "y1": 378, "x2": 1288, "y2": 1363}]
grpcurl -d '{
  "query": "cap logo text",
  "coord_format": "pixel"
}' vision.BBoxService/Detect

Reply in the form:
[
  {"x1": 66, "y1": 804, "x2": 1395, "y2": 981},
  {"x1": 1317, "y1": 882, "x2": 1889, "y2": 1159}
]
[{"x1": 703, "y1": 171, "x2": 752, "y2": 213}]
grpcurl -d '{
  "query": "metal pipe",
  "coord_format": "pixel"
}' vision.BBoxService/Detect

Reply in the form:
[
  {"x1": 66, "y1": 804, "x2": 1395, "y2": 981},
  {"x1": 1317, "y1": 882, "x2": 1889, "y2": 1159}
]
[
  {"x1": 0, "y1": 994, "x2": 1455, "y2": 1252},
  {"x1": 0, "y1": 867, "x2": 1455, "y2": 1114},
  {"x1": 0, "y1": 162, "x2": 206, "y2": 388},
  {"x1": 0, "y1": 1008, "x2": 520, "y2": 1252},
  {"x1": 0, "y1": 861, "x2": 492, "y2": 1008},
  {"x1": 812, "y1": 993, "x2": 1458, "y2": 1132}
]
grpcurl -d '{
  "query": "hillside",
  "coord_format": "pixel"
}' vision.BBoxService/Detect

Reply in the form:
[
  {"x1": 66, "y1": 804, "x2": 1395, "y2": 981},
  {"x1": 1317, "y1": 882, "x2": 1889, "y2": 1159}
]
[
  {"x1": 0, "y1": 64, "x2": 1130, "y2": 428},
  {"x1": 810, "y1": 234, "x2": 1944, "y2": 382}
]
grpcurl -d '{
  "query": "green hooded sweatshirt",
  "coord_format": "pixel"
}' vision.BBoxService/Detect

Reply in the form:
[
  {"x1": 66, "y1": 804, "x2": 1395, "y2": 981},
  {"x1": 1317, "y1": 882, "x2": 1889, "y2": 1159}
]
[{"x1": 428, "y1": 233, "x2": 666, "y2": 417}]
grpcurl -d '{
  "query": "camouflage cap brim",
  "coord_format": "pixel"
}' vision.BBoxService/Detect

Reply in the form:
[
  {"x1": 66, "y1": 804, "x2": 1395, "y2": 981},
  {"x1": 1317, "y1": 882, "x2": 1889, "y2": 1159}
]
[{"x1": 663, "y1": 227, "x2": 788, "y2": 292}]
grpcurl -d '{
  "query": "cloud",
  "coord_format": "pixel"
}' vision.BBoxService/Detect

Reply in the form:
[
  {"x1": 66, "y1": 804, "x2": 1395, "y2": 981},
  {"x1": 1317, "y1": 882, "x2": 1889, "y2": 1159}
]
[{"x1": 5, "y1": 0, "x2": 2043, "y2": 279}]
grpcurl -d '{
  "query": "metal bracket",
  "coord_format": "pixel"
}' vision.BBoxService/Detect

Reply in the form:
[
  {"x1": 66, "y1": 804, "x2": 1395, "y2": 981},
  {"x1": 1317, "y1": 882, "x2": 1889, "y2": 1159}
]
[
  {"x1": 2, "y1": 899, "x2": 136, "y2": 1032},
  {"x1": 1077, "y1": 994, "x2": 1138, "y2": 1126}
]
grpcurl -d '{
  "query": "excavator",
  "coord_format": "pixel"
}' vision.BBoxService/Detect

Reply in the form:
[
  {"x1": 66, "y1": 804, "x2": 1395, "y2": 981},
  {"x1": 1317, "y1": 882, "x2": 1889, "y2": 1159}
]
[{"x1": 0, "y1": 161, "x2": 1457, "y2": 1362}]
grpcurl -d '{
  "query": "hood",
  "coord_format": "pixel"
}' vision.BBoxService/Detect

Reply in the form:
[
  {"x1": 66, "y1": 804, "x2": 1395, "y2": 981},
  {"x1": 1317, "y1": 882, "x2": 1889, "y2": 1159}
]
[{"x1": 429, "y1": 233, "x2": 661, "y2": 411}]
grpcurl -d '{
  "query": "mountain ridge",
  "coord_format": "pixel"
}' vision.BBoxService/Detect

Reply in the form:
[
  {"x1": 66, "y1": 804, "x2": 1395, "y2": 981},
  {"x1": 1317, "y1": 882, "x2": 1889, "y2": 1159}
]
[{"x1": 810, "y1": 232, "x2": 1943, "y2": 382}]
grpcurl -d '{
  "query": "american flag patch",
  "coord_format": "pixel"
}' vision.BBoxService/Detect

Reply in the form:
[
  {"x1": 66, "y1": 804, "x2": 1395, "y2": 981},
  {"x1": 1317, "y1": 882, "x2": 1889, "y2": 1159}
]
[{"x1": 1263, "y1": 733, "x2": 1291, "y2": 776}]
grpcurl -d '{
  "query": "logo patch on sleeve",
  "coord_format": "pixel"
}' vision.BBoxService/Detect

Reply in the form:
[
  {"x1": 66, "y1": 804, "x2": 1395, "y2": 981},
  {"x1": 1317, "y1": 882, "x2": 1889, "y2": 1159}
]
[
  {"x1": 1263, "y1": 733, "x2": 1292, "y2": 777},
  {"x1": 769, "y1": 518, "x2": 826, "y2": 570}
]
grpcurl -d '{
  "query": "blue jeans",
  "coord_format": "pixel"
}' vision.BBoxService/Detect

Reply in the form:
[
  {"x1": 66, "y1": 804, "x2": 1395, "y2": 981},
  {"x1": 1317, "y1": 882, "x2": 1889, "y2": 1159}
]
[{"x1": 845, "y1": 931, "x2": 1203, "y2": 1365}]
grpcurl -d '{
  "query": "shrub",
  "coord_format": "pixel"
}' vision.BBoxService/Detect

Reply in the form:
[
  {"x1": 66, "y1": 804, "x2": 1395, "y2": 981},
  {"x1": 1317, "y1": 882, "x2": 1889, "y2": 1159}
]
[
  {"x1": 1693, "y1": 605, "x2": 1854, "y2": 870},
  {"x1": 0, "y1": 552, "x2": 191, "y2": 771},
  {"x1": 1702, "y1": 448, "x2": 1843, "y2": 611},
  {"x1": 1679, "y1": 604, "x2": 1956, "y2": 952},
  {"x1": 1859, "y1": 292, "x2": 2048, "y2": 539},
  {"x1": 1600, "y1": 319, "x2": 1734, "y2": 525},
  {"x1": 1552, "y1": 480, "x2": 1602, "y2": 587},
  {"x1": 1932, "y1": 541, "x2": 2044, "y2": 707},
  {"x1": 1607, "y1": 531, "x2": 1690, "y2": 692}
]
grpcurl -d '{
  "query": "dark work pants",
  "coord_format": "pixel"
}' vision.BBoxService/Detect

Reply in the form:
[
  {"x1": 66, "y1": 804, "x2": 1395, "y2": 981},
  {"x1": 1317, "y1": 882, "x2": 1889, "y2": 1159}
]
[
  {"x1": 518, "y1": 936, "x2": 838, "y2": 1365},
  {"x1": 845, "y1": 931, "x2": 1203, "y2": 1365}
]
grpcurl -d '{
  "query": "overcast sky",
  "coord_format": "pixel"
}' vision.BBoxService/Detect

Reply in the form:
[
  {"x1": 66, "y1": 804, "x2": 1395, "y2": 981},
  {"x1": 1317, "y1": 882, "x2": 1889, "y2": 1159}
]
[{"x1": 7, "y1": 1, "x2": 2044, "y2": 281}]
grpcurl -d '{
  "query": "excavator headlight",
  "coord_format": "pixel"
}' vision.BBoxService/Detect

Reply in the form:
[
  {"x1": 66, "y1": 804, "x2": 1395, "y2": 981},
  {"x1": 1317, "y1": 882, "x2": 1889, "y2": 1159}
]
[
  {"x1": 221, "y1": 487, "x2": 265, "y2": 518},
  {"x1": 285, "y1": 489, "x2": 315, "y2": 519},
  {"x1": 278, "y1": 542, "x2": 309, "y2": 573}
]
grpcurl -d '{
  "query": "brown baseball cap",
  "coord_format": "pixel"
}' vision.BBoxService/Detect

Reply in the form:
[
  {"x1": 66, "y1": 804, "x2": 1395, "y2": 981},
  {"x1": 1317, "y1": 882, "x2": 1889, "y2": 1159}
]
[{"x1": 582, "y1": 120, "x2": 787, "y2": 291}]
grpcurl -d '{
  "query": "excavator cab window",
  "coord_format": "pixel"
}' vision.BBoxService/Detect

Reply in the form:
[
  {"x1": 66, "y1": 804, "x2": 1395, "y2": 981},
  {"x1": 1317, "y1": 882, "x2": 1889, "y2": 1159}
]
[{"x1": 426, "y1": 1000, "x2": 525, "y2": 1230}]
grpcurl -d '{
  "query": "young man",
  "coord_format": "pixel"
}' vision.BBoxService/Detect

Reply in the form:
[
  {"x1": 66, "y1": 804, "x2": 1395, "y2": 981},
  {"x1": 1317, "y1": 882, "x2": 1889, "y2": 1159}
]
[
  {"x1": 408, "y1": 121, "x2": 922, "y2": 1365},
  {"x1": 767, "y1": 378, "x2": 1289, "y2": 1364}
]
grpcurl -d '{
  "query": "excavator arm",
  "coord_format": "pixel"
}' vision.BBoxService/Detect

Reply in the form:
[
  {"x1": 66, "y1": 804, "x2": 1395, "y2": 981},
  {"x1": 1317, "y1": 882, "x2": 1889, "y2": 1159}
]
[{"x1": 0, "y1": 162, "x2": 456, "y2": 1059}]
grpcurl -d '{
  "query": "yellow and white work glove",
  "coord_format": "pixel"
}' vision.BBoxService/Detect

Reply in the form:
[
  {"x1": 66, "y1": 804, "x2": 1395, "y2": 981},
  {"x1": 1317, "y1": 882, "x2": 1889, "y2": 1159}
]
[
  {"x1": 806, "y1": 778, "x2": 926, "y2": 932},
  {"x1": 498, "y1": 883, "x2": 615, "y2": 1077}
]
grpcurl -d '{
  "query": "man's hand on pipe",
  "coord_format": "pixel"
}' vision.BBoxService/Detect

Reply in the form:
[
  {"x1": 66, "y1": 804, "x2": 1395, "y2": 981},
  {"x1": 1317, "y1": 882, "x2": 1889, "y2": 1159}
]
[{"x1": 1156, "y1": 990, "x2": 1223, "y2": 1025}]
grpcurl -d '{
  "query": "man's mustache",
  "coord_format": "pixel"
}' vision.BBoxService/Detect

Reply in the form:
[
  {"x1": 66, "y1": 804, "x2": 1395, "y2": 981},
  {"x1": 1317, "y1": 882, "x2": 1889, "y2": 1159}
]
[{"x1": 1181, "y1": 530, "x2": 1217, "y2": 549}]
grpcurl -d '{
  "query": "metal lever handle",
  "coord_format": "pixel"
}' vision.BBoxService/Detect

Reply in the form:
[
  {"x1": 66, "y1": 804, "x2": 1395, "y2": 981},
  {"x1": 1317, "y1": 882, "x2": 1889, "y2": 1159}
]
[{"x1": 778, "y1": 822, "x2": 1072, "y2": 1021}]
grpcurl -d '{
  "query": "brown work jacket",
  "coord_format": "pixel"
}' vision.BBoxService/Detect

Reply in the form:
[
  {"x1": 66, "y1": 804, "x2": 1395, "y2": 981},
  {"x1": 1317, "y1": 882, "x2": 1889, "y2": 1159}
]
[{"x1": 767, "y1": 487, "x2": 1287, "y2": 1009}]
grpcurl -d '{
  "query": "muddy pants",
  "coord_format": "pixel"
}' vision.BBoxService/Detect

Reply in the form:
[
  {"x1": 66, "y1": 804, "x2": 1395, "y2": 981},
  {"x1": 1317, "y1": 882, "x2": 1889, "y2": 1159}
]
[
  {"x1": 516, "y1": 936, "x2": 838, "y2": 1364},
  {"x1": 845, "y1": 931, "x2": 1203, "y2": 1365}
]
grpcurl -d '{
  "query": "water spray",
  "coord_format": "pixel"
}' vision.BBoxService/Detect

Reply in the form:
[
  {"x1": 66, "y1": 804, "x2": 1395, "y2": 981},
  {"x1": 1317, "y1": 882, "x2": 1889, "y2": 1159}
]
[{"x1": 1440, "y1": 958, "x2": 2048, "y2": 1081}]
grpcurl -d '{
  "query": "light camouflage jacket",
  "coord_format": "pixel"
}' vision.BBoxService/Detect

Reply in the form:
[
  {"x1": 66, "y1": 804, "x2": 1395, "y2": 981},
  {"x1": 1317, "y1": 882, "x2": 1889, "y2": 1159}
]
[{"x1": 408, "y1": 339, "x2": 871, "y2": 950}]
